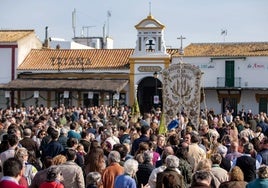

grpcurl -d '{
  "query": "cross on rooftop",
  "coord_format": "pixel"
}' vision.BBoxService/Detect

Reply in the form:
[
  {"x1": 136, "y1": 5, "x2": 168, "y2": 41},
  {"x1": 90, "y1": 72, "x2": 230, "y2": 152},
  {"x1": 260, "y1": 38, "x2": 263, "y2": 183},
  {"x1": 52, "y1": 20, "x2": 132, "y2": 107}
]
[{"x1": 177, "y1": 35, "x2": 186, "y2": 55}]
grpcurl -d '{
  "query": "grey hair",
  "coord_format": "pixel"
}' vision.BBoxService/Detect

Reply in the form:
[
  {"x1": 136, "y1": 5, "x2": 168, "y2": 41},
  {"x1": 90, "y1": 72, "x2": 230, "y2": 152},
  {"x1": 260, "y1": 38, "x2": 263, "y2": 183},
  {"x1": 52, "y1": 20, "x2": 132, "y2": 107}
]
[
  {"x1": 15, "y1": 147, "x2": 28, "y2": 161},
  {"x1": 124, "y1": 159, "x2": 139, "y2": 175},
  {"x1": 192, "y1": 170, "x2": 212, "y2": 186},
  {"x1": 104, "y1": 129, "x2": 112, "y2": 137},
  {"x1": 108, "y1": 150, "x2": 121, "y2": 163},
  {"x1": 143, "y1": 151, "x2": 153, "y2": 163},
  {"x1": 165, "y1": 155, "x2": 180, "y2": 168},
  {"x1": 86, "y1": 171, "x2": 102, "y2": 185}
]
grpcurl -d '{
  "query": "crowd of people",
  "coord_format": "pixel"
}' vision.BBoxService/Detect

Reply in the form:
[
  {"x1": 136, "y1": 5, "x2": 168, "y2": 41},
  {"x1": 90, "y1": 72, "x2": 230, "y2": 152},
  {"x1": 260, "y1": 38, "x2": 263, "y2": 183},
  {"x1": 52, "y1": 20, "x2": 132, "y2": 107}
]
[{"x1": 0, "y1": 105, "x2": 268, "y2": 188}]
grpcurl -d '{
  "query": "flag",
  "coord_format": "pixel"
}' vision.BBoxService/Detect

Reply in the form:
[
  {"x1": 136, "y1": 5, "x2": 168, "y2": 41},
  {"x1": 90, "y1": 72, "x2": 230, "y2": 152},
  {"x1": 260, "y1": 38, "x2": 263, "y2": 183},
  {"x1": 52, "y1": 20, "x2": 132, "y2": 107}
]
[
  {"x1": 107, "y1": 10, "x2": 111, "y2": 17},
  {"x1": 131, "y1": 97, "x2": 140, "y2": 116},
  {"x1": 221, "y1": 29, "x2": 227, "y2": 36},
  {"x1": 158, "y1": 113, "x2": 167, "y2": 134}
]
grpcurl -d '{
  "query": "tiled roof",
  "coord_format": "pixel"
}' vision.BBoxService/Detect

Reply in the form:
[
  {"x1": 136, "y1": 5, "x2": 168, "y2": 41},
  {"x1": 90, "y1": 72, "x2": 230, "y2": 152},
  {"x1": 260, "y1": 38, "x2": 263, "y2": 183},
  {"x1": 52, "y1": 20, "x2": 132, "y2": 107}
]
[
  {"x1": 18, "y1": 49, "x2": 134, "y2": 71},
  {"x1": 18, "y1": 48, "x2": 178, "y2": 71},
  {"x1": 0, "y1": 30, "x2": 34, "y2": 43},
  {"x1": 3, "y1": 79, "x2": 128, "y2": 93},
  {"x1": 182, "y1": 42, "x2": 268, "y2": 57}
]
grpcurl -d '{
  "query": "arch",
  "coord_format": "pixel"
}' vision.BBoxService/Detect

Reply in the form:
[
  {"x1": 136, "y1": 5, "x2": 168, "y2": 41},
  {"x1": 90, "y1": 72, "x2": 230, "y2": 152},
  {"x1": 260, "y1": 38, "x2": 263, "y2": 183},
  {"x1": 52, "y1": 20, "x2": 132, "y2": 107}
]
[{"x1": 137, "y1": 76, "x2": 162, "y2": 114}]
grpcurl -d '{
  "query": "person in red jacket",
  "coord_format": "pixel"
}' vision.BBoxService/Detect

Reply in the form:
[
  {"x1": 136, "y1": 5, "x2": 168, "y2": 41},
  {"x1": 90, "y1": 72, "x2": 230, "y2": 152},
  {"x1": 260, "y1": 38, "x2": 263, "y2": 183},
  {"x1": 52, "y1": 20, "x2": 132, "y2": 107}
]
[
  {"x1": 0, "y1": 157, "x2": 25, "y2": 188},
  {"x1": 39, "y1": 166, "x2": 64, "y2": 188}
]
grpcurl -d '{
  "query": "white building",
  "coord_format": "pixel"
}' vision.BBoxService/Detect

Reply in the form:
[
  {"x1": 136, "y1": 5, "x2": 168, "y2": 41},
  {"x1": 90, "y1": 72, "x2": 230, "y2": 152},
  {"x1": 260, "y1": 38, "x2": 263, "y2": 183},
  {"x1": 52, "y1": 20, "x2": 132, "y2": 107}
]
[
  {"x1": 0, "y1": 30, "x2": 42, "y2": 106},
  {"x1": 173, "y1": 42, "x2": 268, "y2": 114},
  {"x1": 0, "y1": 16, "x2": 268, "y2": 116}
]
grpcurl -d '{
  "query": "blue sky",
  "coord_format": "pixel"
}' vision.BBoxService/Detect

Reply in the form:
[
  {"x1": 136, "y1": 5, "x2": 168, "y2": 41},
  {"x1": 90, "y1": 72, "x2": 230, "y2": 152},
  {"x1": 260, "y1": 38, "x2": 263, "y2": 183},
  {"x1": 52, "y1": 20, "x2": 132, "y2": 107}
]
[{"x1": 1, "y1": 0, "x2": 268, "y2": 48}]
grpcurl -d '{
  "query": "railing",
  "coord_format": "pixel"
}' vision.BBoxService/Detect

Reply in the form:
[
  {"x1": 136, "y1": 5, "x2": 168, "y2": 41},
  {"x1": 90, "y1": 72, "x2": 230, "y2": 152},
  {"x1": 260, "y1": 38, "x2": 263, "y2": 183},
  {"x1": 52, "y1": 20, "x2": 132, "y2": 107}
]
[{"x1": 217, "y1": 77, "x2": 241, "y2": 87}]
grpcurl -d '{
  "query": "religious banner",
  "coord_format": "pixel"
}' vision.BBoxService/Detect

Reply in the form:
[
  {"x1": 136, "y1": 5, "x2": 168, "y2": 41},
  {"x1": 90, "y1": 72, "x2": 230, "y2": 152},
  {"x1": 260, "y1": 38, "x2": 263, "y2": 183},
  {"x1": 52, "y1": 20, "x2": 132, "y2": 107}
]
[{"x1": 162, "y1": 62, "x2": 202, "y2": 130}]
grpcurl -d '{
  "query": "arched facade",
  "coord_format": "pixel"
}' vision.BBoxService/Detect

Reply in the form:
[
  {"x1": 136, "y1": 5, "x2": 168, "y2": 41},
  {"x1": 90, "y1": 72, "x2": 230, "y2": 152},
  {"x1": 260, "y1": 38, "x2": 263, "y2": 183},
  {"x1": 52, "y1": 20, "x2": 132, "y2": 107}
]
[
  {"x1": 137, "y1": 76, "x2": 162, "y2": 114},
  {"x1": 129, "y1": 13, "x2": 170, "y2": 113}
]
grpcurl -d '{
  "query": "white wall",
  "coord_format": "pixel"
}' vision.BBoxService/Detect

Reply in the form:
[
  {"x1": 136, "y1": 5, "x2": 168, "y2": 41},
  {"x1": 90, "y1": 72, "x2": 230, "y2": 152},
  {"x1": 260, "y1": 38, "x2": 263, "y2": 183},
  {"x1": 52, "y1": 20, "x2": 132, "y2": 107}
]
[
  {"x1": 50, "y1": 40, "x2": 93, "y2": 49},
  {"x1": 201, "y1": 90, "x2": 221, "y2": 114},
  {"x1": 134, "y1": 62, "x2": 165, "y2": 87},
  {"x1": 181, "y1": 56, "x2": 268, "y2": 88},
  {"x1": 238, "y1": 90, "x2": 258, "y2": 114},
  {"x1": 0, "y1": 48, "x2": 12, "y2": 83},
  {"x1": 236, "y1": 57, "x2": 268, "y2": 88},
  {"x1": 17, "y1": 33, "x2": 42, "y2": 66}
]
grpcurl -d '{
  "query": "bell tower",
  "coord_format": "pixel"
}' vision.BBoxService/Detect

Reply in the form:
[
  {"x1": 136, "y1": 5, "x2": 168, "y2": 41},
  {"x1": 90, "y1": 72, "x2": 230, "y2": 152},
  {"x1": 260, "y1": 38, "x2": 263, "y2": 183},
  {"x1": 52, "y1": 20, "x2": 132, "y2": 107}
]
[
  {"x1": 129, "y1": 13, "x2": 171, "y2": 110},
  {"x1": 133, "y1": 13, "x2": 168, "y2": 56}
]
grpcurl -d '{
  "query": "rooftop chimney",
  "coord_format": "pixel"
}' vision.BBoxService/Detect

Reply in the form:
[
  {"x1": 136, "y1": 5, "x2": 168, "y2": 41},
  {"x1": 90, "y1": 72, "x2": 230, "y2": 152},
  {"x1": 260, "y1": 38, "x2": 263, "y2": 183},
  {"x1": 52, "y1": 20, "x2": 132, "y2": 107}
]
[{"x1": 43, "y1": 26, "x2": 50, "y2": 48}]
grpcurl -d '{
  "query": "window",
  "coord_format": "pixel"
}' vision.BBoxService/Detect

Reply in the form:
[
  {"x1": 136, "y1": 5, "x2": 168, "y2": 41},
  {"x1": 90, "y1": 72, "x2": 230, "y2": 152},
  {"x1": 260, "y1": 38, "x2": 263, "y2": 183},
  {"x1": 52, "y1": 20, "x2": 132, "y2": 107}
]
[
  {"x1": 225, "y1": 61, "x2": 235, "y2": 87},
  {"x1": 259, "y1": 97, "x2": 267, "y2": 113}
]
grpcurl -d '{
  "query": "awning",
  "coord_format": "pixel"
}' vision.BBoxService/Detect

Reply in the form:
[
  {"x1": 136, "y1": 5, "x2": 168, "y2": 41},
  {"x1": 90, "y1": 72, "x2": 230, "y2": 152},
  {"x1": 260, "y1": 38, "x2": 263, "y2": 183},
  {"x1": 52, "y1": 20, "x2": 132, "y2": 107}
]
[{"x1": 1, "y1": 79, "x2": 129, "y2": 93}]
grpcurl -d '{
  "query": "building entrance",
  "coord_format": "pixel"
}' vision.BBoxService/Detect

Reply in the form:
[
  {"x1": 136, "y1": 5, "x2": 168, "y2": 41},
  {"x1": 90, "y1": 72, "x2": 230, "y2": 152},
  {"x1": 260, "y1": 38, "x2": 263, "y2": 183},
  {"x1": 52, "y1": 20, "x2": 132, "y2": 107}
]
[{"x1": 137, "y1": 77, "x2": 162, "y2": 115}]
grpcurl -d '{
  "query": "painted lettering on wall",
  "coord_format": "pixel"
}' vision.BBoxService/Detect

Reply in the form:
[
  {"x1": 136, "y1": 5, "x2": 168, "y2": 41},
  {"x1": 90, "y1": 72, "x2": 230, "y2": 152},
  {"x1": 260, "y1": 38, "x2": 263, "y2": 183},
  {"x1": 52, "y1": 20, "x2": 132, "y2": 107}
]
[
  {"x1": 247, "y1": 63, "x2": 266, "y2": 69},
  {"x1": 138, "y1": 66, "x2": 162, "y2": 72},
  {"x1": 193, "y1": 63, "x2": 215, "y2": 69}
]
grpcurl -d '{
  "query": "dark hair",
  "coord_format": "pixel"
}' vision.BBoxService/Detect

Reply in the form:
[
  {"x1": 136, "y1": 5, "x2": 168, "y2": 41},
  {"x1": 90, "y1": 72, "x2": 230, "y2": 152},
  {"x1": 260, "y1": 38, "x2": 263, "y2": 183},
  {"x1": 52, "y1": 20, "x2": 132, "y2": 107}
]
[
  {"x1": 50, "y1": 128, "x2": 59, "y2": 140},
  {"x1": 113, "y1": 144, "x2": 128, "y2": 159},
  {"x1": 3, "y1": 157, "x2": 23, "y2": 177},
  {"x1": 141, "y1": 125, "x2": 150, "y2": 135},
  {"x1": 70, "y1": 122, "x2": 77, "y2": 130},
  {"x1": 43, "y1": 156, "x2": 54, "y2": 169},
  {"x1": 168, "y1": 134, "x2": 180, "y2": 145},
  {"x1": 37, "y1": 130, "x2": 46, "y2": 138},
  {"x1": 7, "y1": 123, "x2": 20, "y2": 134},
  {"x1": 7, "y1": 134, "x2": 19, "y2": 147},
  {"x1": 47, "y1": 126, "x2": 55, "y2": 136},
  {"x1": 66, "y1": 148, "x2": 76, "y2": 161},
  {"x1": 119, "y1": 125, "x2": 127, "y2": 132},
  {"x1": 191, "y1": 133, "x2": 200, "y2": 143},
  {"x1": 176, "y1": 144, "x2": 189, "y2": 160},
  {"x1": 210, "y1": 153, "x2": 222, "y2": 164},
  {"x1": 98, "y1": 126, "x2": 105, "y2": 134},
  {"x1": 67, "y1": 137, "x2": 78, "y2": 147},
  {"x1": 81, "y1": 131, "x2": 88, "y2": 139},
  {"x1": 88, "y1": 140, "x2": 100, "y2": 153},
  {"x1": 84, "y1": 147, "x2": 105, "y2": 174}
]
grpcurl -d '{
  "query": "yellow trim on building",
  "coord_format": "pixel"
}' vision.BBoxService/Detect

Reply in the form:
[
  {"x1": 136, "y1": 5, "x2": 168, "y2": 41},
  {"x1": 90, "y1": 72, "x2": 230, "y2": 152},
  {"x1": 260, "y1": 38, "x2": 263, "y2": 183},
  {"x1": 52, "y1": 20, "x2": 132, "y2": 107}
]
[{"x1": 129, "y1": 59, "x2": 135, "y2": 106}]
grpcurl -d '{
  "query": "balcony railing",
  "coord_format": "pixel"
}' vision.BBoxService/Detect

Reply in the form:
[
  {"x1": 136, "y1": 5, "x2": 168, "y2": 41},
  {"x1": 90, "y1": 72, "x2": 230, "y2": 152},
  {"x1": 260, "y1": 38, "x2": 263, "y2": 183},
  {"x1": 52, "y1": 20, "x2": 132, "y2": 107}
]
[{"x1": 217, "y1": 77, "x2": 241, "y2": 87}]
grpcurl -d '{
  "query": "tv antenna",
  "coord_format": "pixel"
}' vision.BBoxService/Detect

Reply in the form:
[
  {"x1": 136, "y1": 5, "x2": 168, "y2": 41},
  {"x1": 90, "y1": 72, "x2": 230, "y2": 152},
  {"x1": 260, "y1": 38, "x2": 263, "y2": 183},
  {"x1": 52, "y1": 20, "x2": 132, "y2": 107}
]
[{"x1": 81, "y1": 26, "x2": 96, "y2": 37}]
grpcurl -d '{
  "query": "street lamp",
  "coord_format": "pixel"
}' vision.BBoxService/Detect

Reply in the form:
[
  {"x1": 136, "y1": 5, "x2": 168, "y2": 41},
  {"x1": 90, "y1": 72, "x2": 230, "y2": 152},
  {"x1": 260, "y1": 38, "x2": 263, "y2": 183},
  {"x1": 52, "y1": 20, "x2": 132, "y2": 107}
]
[
  {"x1": 153, "y1": 71, "x2": 159, "y2": 105},
  {"x1": 153, "y1": 71, "x2": 158, "y2": 95}
]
